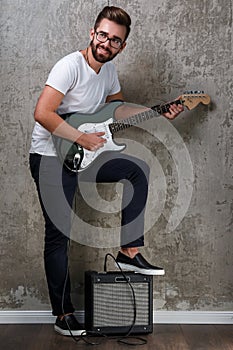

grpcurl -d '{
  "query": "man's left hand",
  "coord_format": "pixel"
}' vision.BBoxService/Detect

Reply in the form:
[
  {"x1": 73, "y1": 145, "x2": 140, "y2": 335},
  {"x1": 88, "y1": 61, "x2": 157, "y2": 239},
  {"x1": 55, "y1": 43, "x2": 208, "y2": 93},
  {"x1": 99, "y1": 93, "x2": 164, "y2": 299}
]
[{"x1": 163, "y1": 103, "x2": 184, "y2": 120}]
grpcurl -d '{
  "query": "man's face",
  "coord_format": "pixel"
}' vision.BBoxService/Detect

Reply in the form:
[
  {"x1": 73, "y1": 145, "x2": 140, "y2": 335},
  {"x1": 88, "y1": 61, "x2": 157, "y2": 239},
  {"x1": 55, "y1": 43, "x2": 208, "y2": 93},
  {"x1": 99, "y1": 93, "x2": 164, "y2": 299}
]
[{"x1": 90, "y1": 18, "x2": 127, "y2": 63}]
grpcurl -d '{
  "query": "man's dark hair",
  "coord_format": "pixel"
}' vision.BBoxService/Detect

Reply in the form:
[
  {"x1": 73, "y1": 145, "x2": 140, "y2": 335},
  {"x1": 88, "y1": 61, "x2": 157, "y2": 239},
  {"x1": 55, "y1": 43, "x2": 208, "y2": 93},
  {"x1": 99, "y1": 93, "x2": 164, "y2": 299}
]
[{"x1": 94, "y1": 6, "x2": 131, "y2": 41}]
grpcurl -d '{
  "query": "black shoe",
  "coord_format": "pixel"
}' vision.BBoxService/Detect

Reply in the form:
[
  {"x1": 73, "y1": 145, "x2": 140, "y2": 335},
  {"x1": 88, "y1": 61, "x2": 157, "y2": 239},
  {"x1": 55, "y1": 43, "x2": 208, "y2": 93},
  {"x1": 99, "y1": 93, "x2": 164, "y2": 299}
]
[
  {"x1": 116, "y1": 251, "x2": 165, "y2": 276},
  {"x1": 54, "y1": 314, "x2": 86, "y2": 336}
]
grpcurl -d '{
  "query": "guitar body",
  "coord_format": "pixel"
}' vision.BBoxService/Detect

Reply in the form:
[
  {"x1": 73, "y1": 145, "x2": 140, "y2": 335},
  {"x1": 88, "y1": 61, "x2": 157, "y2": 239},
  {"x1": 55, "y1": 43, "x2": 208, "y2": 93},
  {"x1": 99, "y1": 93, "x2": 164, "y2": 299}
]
[{"x1": 53, "y1": 101, "x2": 125, "y2": 172}]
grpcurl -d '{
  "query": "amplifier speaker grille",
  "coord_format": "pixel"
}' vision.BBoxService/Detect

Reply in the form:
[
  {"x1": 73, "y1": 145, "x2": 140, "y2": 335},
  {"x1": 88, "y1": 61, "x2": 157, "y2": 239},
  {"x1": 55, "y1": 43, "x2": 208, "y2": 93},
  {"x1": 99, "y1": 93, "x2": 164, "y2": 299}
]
[{"x1": 85, "y1": 271, "x2": 153, "y2": 335}]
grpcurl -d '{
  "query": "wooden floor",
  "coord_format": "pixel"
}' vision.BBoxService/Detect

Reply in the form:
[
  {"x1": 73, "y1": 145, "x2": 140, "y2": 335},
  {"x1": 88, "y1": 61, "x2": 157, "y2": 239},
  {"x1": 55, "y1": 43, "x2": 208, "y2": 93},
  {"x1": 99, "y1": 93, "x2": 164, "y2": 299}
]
[{"x1": 1, "y1": 324, "x2": 233, "y2": 350}]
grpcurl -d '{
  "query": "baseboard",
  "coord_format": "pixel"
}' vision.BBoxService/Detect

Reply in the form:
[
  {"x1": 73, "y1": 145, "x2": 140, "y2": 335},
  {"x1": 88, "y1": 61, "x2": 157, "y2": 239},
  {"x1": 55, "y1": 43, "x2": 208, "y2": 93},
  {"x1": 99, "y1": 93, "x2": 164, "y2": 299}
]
[
  {"x1": 0, "y1": 310, "x2": 232, "y2": 324},
  {"x1": 153, "y1": 311, "x2": 233, "y2": 324}
]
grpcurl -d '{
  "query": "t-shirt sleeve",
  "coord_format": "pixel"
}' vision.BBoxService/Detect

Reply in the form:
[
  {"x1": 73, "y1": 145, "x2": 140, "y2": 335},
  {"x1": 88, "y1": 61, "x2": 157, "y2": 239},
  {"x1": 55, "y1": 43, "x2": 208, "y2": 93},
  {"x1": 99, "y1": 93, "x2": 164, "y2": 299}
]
[{"x1": 45, "y1": 58, "x2": 76, "y2": 95}]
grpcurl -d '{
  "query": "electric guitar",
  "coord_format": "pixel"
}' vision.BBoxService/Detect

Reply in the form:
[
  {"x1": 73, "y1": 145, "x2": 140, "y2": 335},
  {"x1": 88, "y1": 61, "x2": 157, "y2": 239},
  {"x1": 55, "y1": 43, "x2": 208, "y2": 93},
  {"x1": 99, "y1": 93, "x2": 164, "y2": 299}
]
[{"x1": 53, "y1": 91, "x2": 210, "y2": 172}]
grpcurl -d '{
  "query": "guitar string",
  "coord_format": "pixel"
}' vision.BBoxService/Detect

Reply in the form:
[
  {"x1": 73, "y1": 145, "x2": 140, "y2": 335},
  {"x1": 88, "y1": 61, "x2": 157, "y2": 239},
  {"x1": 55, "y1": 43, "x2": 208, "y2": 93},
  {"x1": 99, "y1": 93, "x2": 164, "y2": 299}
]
[{"x1": 110, "y1": 100, "x2": 182, "y2": 134}]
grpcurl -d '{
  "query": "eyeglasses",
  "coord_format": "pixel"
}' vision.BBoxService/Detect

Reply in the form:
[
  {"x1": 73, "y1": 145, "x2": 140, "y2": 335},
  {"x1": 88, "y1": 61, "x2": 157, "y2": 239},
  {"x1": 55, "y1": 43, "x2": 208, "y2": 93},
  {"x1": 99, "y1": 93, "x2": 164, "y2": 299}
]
[{"x1": 95, "y1": 31, "x2": 123, "y2": 49}]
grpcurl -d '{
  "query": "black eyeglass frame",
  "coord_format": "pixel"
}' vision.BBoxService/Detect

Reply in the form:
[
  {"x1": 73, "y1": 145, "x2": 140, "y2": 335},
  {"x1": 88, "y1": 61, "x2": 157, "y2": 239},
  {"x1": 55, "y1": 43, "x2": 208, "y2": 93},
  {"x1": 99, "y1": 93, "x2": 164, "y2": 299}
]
[{"x1": 95, "y1": 31, "x2": 124, "y2": 49}]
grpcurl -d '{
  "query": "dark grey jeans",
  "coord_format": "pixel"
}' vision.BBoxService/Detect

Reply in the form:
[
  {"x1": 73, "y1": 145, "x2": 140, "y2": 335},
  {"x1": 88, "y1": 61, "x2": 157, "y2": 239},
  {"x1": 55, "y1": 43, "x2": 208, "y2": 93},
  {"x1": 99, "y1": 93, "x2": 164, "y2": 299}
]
[{"x1": 29, "y1": 152, "x2": 149, "y2": 315}]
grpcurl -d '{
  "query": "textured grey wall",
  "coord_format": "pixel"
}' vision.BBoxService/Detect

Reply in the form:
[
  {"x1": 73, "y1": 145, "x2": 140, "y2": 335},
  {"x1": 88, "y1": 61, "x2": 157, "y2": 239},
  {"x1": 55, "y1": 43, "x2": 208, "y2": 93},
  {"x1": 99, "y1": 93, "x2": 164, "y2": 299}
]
[{"x1": 0, "y1": 0, "x2": 232, "y2": 313}]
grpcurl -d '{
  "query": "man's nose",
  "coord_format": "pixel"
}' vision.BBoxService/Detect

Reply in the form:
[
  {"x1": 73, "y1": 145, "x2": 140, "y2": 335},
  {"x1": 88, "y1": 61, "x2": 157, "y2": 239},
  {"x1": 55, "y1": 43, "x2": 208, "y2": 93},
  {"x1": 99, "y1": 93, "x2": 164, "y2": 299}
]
[{"x1": 103, "y1": 39, "x2": 112, "y2": 48}]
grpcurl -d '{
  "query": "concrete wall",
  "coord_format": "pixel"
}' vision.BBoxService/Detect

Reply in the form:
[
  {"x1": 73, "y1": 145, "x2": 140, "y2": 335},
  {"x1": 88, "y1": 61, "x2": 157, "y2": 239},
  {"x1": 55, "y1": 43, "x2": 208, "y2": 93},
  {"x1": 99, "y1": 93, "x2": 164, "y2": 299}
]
[{"x1": 1, "y1": 0, "x2": 232, "y2": 313}]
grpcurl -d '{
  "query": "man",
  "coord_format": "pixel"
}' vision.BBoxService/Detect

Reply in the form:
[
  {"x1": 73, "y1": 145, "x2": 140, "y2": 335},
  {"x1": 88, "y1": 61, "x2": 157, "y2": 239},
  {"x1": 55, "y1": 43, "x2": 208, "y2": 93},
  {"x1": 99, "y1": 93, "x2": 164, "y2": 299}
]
[{"x1": 29, "y1": 6, "x2": 183, "y2": 336}]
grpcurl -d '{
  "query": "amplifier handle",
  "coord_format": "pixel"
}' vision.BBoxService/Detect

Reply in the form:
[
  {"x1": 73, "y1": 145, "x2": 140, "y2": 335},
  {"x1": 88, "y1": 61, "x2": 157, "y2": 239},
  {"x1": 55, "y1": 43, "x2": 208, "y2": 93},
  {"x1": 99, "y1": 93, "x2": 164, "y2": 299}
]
[{"x1": 115, "y1": 276, "x2": 131, "y2": 282}]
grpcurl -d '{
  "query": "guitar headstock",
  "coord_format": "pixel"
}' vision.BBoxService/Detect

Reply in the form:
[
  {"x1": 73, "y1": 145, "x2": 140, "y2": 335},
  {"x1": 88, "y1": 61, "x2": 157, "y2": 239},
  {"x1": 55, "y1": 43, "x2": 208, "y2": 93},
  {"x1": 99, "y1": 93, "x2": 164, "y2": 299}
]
[{"x1": 180, "y1": 90, "x2": 211, "y2": 110}]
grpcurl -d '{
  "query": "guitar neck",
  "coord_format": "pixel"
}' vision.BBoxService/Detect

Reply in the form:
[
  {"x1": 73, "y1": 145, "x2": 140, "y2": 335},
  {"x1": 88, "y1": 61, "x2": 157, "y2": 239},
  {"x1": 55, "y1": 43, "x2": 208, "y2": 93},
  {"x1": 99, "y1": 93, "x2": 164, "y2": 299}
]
[
  {"x1": 151, "y1": 99, "x2": 182, "y2": 114},
  {"x1": 109, "y1": 99, "x2": 182, "y2": 134}
]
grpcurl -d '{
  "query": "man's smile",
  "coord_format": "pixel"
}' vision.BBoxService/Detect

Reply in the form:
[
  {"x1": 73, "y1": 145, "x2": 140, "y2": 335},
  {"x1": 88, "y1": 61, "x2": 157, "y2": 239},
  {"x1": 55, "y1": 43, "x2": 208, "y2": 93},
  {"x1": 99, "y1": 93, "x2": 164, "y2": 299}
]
[{"x1": 97, "y1": 45, "x2": 111, "y2": 55}]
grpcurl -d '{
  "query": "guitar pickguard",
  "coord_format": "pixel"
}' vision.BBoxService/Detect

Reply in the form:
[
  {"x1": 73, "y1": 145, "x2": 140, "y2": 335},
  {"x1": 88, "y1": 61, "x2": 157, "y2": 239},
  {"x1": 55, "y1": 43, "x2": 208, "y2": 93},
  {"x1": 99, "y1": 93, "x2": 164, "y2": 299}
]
[{"x1": 78, "y1": 118, "x2": 125, "y2": 171}]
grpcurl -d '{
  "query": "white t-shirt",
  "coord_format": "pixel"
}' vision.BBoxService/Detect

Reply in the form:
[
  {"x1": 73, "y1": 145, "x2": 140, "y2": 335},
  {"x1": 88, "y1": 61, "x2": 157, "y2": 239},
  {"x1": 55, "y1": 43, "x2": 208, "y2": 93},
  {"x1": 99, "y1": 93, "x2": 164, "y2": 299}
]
[{"x1": 29, "y1": 51, "x2": 121, "y2": 156}]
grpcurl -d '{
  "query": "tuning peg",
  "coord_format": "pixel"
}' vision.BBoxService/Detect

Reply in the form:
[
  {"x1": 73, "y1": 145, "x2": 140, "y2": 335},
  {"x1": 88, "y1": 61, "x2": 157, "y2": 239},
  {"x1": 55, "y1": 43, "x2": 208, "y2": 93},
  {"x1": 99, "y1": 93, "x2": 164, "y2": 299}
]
[
  {"x1": 194, "y1": 90, "x2": 204, "y2": 94},
  {"x1": 183, "y1": 90, "x2": 204, "y2": 94}
]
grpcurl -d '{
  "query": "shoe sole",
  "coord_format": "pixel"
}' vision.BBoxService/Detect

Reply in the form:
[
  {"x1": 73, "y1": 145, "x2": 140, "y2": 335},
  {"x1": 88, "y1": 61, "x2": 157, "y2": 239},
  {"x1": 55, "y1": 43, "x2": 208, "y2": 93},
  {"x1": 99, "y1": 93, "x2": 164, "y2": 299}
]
[
  {"x1": 116, "y1": 262, "x2": 165, "y2": 276},
  {"x1": 54, "y1": 325, "x2": 86, "y2": 336}
]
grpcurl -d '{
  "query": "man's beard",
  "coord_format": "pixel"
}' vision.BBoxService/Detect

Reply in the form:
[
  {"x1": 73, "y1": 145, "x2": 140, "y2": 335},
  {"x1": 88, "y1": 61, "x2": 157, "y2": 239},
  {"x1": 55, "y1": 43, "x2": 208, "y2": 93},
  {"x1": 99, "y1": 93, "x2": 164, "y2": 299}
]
[{"x1": 90, "y1": 40, "x2": 119, "y2": 63}]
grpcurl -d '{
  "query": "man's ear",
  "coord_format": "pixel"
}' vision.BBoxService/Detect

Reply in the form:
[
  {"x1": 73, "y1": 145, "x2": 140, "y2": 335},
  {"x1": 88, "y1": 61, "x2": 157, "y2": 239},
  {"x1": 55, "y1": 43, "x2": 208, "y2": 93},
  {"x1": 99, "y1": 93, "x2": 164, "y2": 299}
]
[
  {"x1": 119, "y1": 41, "x2": 127, "y2": 53},
  {"x1": 90, "y1": 28, "x2": 95, "y2": 40}
]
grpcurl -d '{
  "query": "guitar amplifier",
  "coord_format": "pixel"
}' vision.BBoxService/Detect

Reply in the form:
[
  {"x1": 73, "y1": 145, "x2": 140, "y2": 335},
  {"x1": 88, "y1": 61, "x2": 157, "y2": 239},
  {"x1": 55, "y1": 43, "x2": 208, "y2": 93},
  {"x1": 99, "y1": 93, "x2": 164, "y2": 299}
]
[{"x1": 84, "y1": 271, "x2": 153, "y2": 335}]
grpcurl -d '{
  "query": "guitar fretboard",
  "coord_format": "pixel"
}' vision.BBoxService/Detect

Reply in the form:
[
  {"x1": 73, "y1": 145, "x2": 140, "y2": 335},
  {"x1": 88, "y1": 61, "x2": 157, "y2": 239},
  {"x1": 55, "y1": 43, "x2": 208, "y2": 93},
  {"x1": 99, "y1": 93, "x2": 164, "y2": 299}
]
[{"x1": 109, "y1": 99, "x2": 182, "y2": 134}]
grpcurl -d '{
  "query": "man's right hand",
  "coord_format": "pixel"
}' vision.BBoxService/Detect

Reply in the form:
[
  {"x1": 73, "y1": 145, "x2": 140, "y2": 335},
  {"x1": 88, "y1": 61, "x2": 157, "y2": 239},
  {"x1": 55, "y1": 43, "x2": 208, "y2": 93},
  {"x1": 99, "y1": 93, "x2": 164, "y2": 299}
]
[{"x1": 76, "y1": 132, "x2": 106, "y2": 151}]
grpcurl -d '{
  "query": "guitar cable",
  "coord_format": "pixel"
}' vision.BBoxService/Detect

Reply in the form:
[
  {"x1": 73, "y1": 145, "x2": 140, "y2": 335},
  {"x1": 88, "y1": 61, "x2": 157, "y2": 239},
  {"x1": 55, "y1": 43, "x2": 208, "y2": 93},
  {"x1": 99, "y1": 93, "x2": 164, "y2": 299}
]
[{"x1": 103, "y1": 253, "x2": 148, "y2": 346}]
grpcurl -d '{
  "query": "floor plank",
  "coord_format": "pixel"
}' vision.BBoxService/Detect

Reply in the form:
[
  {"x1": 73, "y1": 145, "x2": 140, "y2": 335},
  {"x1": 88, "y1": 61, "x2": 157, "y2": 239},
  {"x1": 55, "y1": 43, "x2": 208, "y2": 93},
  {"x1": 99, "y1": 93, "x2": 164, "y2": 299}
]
[
  {"x1": 181, "y1": 324, "x2": 233, "y2": 350},
  {"x1": 150, "y1": 324, "x2": 189, "y2": 350},
  {"x1": 0, "y1": 324, "x2": 232, "y2": 350},
  {"x1": 214, "y1": 325, "x2": 233, "y2": 350},
  {"x1": 1, "y1": 324, "x2": 43, "y2": 350}
]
